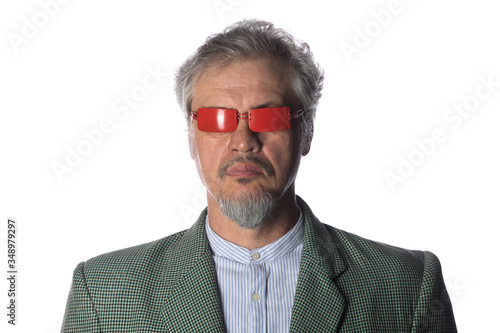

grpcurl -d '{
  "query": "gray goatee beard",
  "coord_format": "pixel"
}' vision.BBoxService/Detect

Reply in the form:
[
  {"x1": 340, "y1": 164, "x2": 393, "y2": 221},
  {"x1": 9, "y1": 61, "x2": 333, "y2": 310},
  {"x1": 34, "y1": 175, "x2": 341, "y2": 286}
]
[{"x1": 216, "y1": 188, "x2": 277, "y2": 229}]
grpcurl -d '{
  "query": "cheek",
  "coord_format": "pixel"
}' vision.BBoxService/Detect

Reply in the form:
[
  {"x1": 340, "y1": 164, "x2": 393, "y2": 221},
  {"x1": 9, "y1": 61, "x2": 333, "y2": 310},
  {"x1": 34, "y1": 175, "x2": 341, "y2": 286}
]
[
  {"x1": 265, "y1": 134, "x2": 301, "y2": 177},
  {"x1": 192, "y1": 134, "x2": 227, "y2": 179}
]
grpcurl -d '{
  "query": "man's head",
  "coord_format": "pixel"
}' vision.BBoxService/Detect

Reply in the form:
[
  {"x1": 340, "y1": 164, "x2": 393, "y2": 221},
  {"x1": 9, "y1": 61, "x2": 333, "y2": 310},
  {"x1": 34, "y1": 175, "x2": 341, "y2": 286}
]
[{"x1": 175, "y1": 20, "x2": 323, "y2": 229}]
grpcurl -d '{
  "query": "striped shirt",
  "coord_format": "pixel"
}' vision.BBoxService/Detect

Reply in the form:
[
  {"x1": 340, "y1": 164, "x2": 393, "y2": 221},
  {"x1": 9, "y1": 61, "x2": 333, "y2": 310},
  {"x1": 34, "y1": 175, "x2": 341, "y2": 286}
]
[{"x1": 205, "y1": 211, "x2": 304, "y2": 333}]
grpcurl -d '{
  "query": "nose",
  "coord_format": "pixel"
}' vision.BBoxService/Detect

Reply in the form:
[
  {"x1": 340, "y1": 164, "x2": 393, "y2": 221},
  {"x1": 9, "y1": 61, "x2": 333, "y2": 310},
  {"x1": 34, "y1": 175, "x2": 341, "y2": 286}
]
[{"x1": 229, "y1": 115, "x2": 262, "y2": 153}]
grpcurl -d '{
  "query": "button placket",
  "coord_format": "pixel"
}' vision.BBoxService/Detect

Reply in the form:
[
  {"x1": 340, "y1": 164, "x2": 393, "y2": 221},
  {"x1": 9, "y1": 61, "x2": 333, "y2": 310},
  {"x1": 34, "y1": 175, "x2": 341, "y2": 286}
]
[{"x1": 248, "y1": 260, "x2": 266, "y2": 332}]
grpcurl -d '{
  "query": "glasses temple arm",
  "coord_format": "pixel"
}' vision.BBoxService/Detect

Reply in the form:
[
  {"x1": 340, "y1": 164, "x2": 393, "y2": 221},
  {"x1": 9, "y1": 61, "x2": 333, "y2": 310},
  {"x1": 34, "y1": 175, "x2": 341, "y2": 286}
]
[{"x1": 291, "y1": 109, "x2": 305, "y2": 119}]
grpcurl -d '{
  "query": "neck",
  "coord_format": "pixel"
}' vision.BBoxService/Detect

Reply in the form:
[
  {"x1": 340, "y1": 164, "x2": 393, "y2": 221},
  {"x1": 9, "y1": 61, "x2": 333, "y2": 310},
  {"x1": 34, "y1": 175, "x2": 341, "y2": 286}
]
[{"x1": 206, "y1": 189, "x2": 300, "y2": 250}]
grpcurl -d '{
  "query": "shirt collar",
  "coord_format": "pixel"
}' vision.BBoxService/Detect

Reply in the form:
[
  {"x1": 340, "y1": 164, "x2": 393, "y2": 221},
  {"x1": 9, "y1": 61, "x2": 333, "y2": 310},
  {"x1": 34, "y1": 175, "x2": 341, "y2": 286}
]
[{"x1": 206, "y1": 208, "x2": 304, "y2": 264}]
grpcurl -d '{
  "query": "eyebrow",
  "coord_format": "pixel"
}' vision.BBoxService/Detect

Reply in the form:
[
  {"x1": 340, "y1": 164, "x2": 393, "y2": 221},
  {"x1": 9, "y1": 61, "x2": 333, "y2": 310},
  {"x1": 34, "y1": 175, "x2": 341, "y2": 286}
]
[
  {"x1": 198, "y1": 102, "x2": 285, "y2": 111},
  {"x1": 251, "y1": 102, "x2": 281, "y2": 109},
  {"x1": 202, "y1": 106, "x2": 235, "y2": 110}
]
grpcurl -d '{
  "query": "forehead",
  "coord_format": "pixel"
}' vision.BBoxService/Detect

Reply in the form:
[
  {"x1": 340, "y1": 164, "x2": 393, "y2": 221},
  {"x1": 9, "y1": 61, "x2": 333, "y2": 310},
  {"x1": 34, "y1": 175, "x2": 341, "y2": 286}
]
[{"x1": 191, "y1": 58, "x2": 291, "y2": 109}]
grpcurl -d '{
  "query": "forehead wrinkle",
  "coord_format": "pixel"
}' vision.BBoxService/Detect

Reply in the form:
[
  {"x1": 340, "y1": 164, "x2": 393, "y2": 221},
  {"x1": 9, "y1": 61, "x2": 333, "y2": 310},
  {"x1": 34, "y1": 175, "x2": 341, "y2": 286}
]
[
  {"x1": 194, "y1": 85, "x2": 287, "y2": 111},
  {"x1": 191, "y1": 59, "x2": 290, "y2": 110}
]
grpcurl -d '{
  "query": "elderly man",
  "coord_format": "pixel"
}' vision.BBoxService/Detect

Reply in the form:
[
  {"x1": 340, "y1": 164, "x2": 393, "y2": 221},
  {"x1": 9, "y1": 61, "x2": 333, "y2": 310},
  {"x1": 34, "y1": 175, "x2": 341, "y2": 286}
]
[{"x1": 62, "y1": 20, "x2": 457, "y2": 332}]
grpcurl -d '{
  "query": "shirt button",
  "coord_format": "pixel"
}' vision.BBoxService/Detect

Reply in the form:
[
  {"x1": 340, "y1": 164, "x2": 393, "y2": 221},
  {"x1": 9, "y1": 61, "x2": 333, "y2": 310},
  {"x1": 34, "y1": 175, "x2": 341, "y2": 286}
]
[
  {"x1": 251, "y1": 252, "x2": 260, "y2": 260},
  {"x1": 252, "y1": 293, "x2": 261, "y2": 302}
]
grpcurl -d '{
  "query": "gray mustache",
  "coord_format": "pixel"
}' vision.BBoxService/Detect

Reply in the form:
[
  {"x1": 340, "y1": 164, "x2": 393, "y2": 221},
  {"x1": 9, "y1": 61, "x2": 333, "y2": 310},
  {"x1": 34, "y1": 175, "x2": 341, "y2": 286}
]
[{"x1": 218, "y1": 156, "x2": 275, "y2": 178}]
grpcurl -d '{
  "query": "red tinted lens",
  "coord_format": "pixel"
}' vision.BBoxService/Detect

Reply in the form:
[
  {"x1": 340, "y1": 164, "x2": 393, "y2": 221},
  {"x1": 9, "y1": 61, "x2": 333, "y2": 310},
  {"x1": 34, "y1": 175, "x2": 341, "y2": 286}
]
[
  {"x1": 249, "y1": 107, "x2": 290, "y2": 132},
  {"x1": 197, "y1": 108, "x2": 237, "y2": 132}
]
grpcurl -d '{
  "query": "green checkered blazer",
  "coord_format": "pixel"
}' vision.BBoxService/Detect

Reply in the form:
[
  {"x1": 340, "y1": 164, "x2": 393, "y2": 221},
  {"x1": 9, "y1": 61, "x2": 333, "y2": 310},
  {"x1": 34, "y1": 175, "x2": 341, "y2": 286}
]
[{"x1": 62, "y1": 197, "x2": 457, "y2": 332}]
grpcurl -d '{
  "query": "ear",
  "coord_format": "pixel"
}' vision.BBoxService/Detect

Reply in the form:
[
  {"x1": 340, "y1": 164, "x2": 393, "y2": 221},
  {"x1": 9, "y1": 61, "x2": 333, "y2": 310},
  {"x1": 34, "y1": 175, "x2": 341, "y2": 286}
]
[
  {"x1": 300, "y1": 124, "x2": 313, "y2": 157},
  {"x1": 188, "y1": 126, "x2": 196, "y2": 159},
  {"x1": 301, "y1": 144, "x2": 310, "y2": 156}
]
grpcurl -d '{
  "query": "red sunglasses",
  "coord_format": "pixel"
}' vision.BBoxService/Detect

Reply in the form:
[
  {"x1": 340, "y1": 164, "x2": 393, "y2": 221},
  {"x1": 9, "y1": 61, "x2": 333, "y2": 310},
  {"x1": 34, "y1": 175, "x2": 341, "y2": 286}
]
[{"x1": 190, "y1": 106, "x2": 304, "y2": 133}]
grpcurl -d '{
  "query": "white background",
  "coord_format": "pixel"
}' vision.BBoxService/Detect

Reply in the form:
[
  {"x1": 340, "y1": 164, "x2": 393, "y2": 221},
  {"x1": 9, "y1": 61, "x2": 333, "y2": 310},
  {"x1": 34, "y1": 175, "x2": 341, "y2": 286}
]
[{"x1": 1, "y1": 0, "x2": 499, "y2": 331}]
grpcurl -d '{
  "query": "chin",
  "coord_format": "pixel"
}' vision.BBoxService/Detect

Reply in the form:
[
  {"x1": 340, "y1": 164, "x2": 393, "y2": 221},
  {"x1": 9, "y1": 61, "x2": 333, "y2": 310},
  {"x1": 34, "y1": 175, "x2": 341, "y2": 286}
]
[
  {"x1": 235, "y1": 177, "x2": 254, "y2": 185},
  {"x1": 216, "y1": 187, "x2": 278, "y2": 229}
]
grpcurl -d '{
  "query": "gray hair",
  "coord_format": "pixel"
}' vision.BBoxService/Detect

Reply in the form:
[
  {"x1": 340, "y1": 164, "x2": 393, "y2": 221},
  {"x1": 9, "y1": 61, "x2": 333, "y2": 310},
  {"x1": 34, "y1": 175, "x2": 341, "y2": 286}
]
[{"x1": 174, "y1": 19, "x2": 324, "y2": 152}]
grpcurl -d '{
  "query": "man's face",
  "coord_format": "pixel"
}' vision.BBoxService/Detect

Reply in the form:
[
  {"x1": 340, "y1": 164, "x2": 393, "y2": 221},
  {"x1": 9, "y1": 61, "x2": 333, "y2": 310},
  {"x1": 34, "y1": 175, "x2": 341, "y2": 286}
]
[{"x1": 190, "y1": 58, "x2": 305, "y2": 217}]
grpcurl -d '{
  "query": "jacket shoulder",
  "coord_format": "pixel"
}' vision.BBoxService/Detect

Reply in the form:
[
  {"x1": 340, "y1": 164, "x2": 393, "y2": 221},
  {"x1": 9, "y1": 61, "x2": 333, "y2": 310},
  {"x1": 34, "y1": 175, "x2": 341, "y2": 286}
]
[
  {"x1": 325, "y1": 223, "x2": 428, "y2": 270},
  {"x1": 323, "y1": 224, "x2": 455, "y2": 331},
  {"x1": 82, "y1": 229, "x2": 188, "y2": 279}
]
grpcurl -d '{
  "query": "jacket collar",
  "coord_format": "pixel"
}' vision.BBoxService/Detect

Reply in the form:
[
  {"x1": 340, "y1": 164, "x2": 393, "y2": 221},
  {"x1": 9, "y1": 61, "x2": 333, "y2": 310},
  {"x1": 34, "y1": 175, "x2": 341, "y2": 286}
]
[
  {"x1": 161, "y1": 196, "x2": 347, "y2": 332},
  {"x1": 289, "y1": 196, "x2": 347, "y2": 332},
  {"x1": 160, "y1": 209, "x2": 226, "y2": 331}
]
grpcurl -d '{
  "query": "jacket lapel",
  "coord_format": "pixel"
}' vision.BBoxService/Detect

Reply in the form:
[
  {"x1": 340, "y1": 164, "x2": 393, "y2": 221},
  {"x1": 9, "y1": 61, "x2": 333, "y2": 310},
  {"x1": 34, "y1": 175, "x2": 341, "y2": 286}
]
[
  {"x1": 160, "y1": 210, "x2": 226, "y2": 332},
  {"x1": 289, "y1": 197, "x2": 347, "y2": 332},
  {"x1": 160, "y1": 198, "x2": 347, "y2": 332}
]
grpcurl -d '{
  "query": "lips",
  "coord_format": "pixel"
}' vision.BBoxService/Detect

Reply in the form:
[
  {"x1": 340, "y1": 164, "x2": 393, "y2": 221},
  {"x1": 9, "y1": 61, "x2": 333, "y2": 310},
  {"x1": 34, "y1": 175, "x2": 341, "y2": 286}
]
[
  {"x1": 218, "y1": 156, "x2": 275, "y2": 179},
  {"x1": 225, "y1": 163, "x2": 264, "y2": 177}
]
